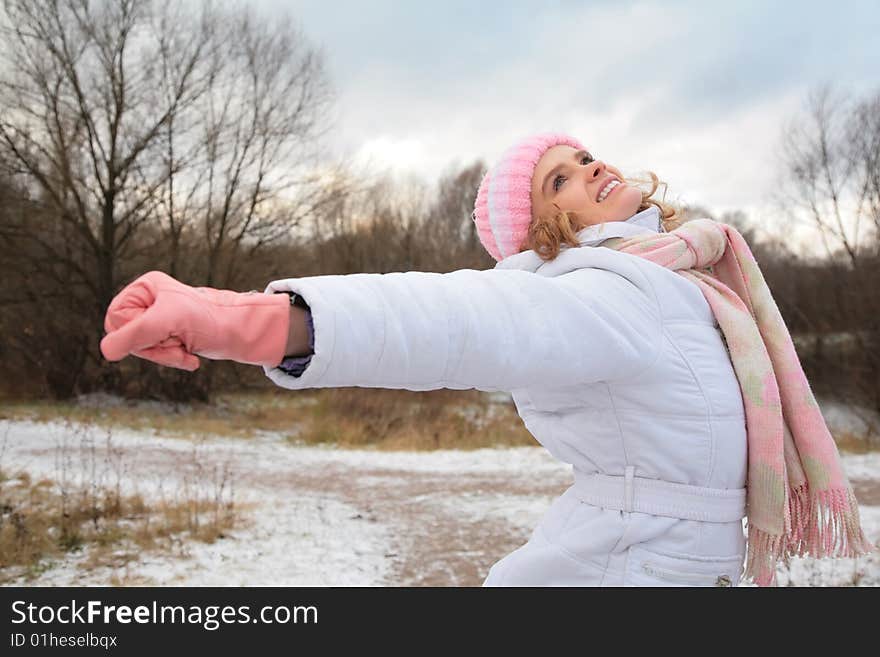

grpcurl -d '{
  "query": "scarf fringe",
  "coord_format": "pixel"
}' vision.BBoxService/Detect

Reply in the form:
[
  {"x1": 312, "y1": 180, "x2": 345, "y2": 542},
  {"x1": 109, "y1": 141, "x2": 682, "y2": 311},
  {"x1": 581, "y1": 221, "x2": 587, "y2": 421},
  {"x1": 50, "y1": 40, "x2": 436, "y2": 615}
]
[
  {"x1": 744, "y1": 484, "x2": 878, "y2": 587},
  {"x1": 744, "y1": 525, "x2": 785, "y2": 587}
]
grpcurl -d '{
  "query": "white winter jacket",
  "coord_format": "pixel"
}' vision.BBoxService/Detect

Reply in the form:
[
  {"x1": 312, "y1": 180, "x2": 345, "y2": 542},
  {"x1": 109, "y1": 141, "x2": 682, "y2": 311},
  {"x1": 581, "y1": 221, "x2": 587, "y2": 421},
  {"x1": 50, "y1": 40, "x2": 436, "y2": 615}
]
[{"x1": 263, "y1": 206, "x2": 749, "y2": 587}]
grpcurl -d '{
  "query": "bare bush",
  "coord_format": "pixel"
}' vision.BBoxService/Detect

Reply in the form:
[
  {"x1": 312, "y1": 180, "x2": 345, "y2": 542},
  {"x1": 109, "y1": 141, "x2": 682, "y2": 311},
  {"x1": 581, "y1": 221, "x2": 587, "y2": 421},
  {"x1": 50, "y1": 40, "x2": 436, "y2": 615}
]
[{"x1": 0, "y1": 418, "x2": 238, "y2": 582}]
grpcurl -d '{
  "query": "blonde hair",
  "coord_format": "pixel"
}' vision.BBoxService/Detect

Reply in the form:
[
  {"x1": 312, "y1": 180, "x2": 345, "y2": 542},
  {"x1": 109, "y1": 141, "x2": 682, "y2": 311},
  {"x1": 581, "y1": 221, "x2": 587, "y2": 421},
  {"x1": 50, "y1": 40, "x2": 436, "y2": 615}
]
[{"x1": 522, "y1": 171, "x2": 684, "y2": 262}]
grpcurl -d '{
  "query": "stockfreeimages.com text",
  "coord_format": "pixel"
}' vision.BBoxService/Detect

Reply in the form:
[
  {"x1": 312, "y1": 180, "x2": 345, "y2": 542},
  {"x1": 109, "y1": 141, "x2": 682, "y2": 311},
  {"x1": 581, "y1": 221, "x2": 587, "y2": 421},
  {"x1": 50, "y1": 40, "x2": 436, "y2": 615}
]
[{"x1": 11, "y1": 600, "x2": 317, "y2": 631}]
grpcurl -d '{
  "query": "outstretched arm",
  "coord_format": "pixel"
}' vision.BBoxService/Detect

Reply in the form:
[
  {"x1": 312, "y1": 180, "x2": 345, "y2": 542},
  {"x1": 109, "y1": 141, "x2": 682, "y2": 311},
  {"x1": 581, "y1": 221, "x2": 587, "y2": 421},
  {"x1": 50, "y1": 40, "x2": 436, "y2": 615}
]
[{"x1": 264, "y1": 265, "x2": 662, "y2": 393}]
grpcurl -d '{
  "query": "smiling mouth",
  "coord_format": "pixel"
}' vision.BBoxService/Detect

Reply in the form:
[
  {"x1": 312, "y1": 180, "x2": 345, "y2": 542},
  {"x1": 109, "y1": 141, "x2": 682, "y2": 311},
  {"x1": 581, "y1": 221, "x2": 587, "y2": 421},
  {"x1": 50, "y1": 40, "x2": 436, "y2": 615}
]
[{"x1": 597, "y1": 179, "x2": 622, "y2": 203}]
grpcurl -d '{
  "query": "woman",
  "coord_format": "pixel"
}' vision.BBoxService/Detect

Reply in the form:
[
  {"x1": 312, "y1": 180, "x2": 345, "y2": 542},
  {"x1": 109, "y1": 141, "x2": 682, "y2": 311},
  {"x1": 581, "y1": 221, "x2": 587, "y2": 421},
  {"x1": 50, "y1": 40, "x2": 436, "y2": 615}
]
[
  {"x1": 100, "y1": 133, "x2": 873, "y2": 586},
  {"x1": 471, "y1": 133, "x2": 748, "y2": 586}
]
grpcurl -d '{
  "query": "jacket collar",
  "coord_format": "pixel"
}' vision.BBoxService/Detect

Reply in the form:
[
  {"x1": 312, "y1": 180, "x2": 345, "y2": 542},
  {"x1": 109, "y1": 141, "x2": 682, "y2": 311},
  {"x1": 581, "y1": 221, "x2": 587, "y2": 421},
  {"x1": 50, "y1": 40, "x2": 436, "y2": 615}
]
[{"x1": 495, "y1": 205, "x2": 663, "y2": 272}]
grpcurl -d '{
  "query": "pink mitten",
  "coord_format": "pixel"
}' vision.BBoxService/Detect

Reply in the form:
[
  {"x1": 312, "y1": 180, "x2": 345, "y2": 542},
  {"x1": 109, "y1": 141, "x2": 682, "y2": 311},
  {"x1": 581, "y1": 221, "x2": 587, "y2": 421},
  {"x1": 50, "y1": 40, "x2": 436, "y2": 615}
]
[{"x1": 100, "y1": 271, "x2": 290, "y2": 371}]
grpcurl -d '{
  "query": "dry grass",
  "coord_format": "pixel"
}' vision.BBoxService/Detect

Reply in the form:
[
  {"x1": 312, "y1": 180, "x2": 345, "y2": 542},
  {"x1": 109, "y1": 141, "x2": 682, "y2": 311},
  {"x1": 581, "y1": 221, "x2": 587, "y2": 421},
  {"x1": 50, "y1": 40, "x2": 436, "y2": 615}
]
[
  {"x1": 0, "y1": 397, "x2": 254, "y2": 439},
  {"x1": 289, "y1": 388, "x2": 538, "y2": 450},
  {"x1": 832, "y1": 430, "x2": 880, "y2": 454},
  {"x1": 0, "y1": 420, "x2": 241, "y2": 584},
  {"x1": 0, "y1": 388, "x2": 540, "y2": 451},
  {"x1": 4, "y1": 387, "x2": 879, "y2": 452},
  {"x1": 3, "y1": 387, "x2": 878, "y2": 453}
]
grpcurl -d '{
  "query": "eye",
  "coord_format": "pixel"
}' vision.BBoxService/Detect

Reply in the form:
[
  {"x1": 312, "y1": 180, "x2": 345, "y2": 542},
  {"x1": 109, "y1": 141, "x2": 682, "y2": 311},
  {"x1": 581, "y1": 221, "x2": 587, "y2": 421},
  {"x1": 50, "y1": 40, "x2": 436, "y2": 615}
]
[{"x1": 552, "y1": 152, "x2": 595, "y2": 192}]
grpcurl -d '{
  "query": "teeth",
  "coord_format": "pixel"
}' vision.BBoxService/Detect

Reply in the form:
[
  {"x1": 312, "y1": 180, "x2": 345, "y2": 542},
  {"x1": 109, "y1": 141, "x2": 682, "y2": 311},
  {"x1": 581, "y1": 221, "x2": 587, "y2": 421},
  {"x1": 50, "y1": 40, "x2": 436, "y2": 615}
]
[{"x1": 598, "y1": 179, "x2": 620, "y2": 202}]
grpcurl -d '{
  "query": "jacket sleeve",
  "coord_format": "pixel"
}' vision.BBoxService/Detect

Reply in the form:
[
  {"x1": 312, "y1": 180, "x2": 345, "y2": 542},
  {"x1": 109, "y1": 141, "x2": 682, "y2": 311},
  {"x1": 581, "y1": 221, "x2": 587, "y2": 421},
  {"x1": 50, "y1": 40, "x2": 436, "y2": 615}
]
[{"x1": 261, "y1": 267, "x2": 661, "y2": 393}]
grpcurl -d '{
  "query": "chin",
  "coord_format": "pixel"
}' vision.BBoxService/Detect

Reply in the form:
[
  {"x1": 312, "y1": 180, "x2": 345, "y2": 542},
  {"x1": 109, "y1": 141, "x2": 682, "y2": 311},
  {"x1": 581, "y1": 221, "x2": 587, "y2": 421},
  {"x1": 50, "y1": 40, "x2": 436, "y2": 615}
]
[{"x1": 605, "y1": 188, "x2": 643, "y2": 221}]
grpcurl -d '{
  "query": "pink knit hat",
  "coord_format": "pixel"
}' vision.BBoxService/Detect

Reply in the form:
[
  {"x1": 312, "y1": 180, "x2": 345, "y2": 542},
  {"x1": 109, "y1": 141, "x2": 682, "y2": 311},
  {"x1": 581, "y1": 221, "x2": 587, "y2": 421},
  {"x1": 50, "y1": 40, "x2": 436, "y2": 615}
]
[{"x1": 473, "y1": 132, "x2": 585, "y2": 261}]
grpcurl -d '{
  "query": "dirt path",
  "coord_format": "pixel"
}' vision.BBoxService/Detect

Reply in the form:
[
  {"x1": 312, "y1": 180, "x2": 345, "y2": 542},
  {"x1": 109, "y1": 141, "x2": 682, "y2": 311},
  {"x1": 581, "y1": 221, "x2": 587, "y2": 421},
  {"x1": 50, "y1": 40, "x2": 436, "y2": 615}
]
[
  {"x1": 852, "y1": 479, "x2": 880, "y2": 507},
  {"x1": 178, "y1": 448, "x2": 573, "y2": 587},
  {"x1": 333, "y1": 468, "x2": 569, "y2": 586},
  {"x1": 0, "y1": 420, "x2": 572, "y2": 586}
]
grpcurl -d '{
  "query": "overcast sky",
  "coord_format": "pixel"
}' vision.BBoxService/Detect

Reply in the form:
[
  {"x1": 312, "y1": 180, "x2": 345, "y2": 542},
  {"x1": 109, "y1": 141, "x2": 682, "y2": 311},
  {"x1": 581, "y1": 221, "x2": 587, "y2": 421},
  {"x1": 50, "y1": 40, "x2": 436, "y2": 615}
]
[{"x1": 256, "y1": 0, "x2": 878, "y2": 250}]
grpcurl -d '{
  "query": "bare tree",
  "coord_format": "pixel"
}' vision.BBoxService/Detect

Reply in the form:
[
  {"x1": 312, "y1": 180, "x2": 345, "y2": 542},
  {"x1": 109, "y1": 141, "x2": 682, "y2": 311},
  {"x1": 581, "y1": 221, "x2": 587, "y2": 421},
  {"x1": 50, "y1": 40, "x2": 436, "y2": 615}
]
[
  {"x1": 0, "y1": 0, "x2": 337, "y2": 399},
  {"x1": 158, "y1": 5, "x2": 339, "y2": 287},
  {"x1": 296, "y1": 161, "x2": 492, "y2": 276},
  {"x1": 776, "y1": 83, "x2": 880, "y2": 265},
  {"x1": 422, "y1": 161, "x2": 489, "y2": 271},
  {"x1": 0, "y1": 0, "x2": 216, "y2": 313},
  {"x1": 775, "y1": 83, "x2": 880, "y2": 410},
  {"x1": 845, "y1": 91, "x2": 880, "y2": 258}
]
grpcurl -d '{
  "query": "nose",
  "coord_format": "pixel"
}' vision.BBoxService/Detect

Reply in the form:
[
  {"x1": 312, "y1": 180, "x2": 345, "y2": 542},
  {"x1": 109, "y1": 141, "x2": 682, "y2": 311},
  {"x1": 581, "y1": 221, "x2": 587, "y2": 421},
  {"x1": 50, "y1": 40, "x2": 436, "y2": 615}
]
[
  {"x1": 586, "y1": 160, "x2": 606, "y2": 181},
  {"x1": 582, "y1": 160, "x2": 606, "y2": 193}
]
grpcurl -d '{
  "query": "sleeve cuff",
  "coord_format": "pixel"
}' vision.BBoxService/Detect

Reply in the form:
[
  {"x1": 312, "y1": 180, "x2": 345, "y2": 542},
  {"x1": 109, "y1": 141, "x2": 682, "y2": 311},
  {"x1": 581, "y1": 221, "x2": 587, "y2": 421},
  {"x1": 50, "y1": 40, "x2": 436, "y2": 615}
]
[
  {"x1": 262, "y1": 280, "x2": 335, "y2": 388},
  {"x1": 275, "y1": 292, "x2": 314, "y2": 378}
]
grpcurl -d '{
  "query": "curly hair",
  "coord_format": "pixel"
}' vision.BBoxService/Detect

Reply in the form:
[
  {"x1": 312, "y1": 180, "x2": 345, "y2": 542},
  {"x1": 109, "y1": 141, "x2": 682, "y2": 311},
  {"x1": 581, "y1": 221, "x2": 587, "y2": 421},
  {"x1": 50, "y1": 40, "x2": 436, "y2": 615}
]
[{"x1": 521, "y1": 171, "x2": 685, "y2": 262}]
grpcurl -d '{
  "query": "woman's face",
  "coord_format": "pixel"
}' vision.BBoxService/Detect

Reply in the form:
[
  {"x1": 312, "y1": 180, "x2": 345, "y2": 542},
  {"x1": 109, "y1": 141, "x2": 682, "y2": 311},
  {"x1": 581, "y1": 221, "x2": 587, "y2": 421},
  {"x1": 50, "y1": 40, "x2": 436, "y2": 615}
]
[{"x1": 530, "y1": 144, "x2": 643, "y2": 228}]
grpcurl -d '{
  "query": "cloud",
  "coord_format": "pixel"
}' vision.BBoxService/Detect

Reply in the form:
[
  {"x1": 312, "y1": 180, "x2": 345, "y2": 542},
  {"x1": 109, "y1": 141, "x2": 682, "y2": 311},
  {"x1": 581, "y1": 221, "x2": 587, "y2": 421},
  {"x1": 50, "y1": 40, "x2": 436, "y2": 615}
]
[{"x1": 258, "y1": 0, "x2": 879, "y2": 238}]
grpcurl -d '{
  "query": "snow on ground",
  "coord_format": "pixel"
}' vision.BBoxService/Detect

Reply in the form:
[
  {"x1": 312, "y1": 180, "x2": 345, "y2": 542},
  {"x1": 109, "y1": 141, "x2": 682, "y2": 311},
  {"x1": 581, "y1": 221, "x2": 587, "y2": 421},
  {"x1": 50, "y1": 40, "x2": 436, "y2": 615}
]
[
  {"x1": 1, "y1": 416, "x2": 878, "y2": 587},
  {"x1": 819, "y1": 397, "x2": 880, "y2": 440},
  {"x1": 8, "y1": 491, "x2": 392, "y2": 587},
  {"x1": 0, "y1": 419, "x2": 571, "y2": 587},
  {"x1": 768, "y1": 505, "x2": 880, "y2": 587}
]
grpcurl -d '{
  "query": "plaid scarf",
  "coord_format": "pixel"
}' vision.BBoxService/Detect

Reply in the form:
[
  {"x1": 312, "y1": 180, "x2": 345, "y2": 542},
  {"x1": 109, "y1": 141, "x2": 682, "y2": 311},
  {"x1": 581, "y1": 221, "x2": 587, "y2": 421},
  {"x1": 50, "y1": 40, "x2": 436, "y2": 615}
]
[{"x1": 602, "y1": 218, "x2": 876, "y2": 586}]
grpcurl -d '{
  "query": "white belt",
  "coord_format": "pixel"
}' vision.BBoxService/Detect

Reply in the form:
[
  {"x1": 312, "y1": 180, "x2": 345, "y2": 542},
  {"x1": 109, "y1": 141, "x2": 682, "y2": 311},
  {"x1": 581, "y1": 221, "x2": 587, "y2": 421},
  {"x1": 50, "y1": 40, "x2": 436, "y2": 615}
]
[{"x1": 572, "y1": 466, "x2": 746, "y2": 523}]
